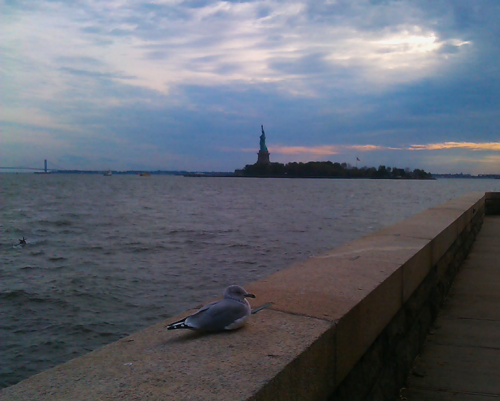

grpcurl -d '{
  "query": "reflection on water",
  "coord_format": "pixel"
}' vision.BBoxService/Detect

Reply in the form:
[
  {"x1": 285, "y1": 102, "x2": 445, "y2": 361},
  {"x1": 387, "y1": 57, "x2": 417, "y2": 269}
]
[{"x1": 0, "y1": 174, "x2": 498, "y2": 388}]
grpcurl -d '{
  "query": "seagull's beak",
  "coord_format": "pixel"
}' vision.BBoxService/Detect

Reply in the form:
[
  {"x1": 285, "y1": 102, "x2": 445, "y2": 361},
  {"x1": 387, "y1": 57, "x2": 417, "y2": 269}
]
[{"x1": 244, "y1": 293, "x2": 256, "y2": 299}]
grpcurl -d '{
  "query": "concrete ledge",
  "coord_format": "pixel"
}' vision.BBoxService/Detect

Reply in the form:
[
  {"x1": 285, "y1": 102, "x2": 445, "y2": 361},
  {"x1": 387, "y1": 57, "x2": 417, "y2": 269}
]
[
  {"x1": 0, "y1": 192, "x2": 488, "y2": 401},
  {"x1": 332, "y1": 203, "x2": 485, "y2": 400},
  {"x1": 1, "y1": 310, "x2": 333, "y2": 401}
]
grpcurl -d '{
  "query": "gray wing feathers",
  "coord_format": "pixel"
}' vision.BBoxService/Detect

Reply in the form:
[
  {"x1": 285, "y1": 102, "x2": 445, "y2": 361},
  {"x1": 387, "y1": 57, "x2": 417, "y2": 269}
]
[
  {"x1": 185, "y1": 299, "x2": 249, "y2": 331},
  {"x1": 167, "y1": 301, "x2": 218, "y2": 330}
]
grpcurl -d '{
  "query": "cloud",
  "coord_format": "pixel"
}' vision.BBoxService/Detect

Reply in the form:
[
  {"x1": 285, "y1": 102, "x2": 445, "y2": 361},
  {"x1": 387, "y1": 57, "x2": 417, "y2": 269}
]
[
  {"x1": 59, "y1": 67, "x2": 134, "y2": 80},
  {"x1": 409, "y1": 142, "x2": 500, "y2": 151},
  {"x1": 267, "y1": 144, "x2": 390, "y2": 155},
  {"x1": 2, "y1": 0, "x2": 475, "y2": 99},
  {"x1": 345, "y1": 145, "x2": 389, "y2": 151},
  {"x1": 2, "y1": 0, "x2": 500, "y2": 173},
  {"x1": 235, "y1": 141, "x2": 500, "y2": 158},
  {"x1": 270, "y1": 145, "x2": 339, "y2": 155}
]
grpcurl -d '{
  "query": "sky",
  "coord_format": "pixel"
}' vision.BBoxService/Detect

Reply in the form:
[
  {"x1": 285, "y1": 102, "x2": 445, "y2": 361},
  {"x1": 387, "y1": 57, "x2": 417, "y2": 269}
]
[{"x1": 1, "y1": 0, "x2": 499, "y2": 173}]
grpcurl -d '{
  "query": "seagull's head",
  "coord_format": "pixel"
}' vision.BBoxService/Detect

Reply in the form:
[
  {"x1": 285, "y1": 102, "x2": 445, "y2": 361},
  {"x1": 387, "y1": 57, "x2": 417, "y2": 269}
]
[{"x1": 224, "y1": 285, "x2": 256, "y2": 300}]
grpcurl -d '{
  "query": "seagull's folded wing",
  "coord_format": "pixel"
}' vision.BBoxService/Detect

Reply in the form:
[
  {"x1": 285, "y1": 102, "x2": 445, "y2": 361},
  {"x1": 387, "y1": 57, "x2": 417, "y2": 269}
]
[{"x1": 186, "y1": 299, "x2": 249, "y2": 331}]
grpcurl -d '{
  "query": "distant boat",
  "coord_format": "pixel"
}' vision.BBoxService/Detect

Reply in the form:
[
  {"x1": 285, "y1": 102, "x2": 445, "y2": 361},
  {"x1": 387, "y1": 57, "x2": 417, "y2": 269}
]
[
  {"x1": 103, "y1": 170, "x2": 112, "y2": 176},
  {"x1": 139, "y1": 172, "x2": 151, "y2": 177}
]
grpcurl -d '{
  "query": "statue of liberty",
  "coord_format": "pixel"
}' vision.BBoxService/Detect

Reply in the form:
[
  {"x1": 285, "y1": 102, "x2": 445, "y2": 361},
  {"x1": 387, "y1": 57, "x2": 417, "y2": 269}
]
[
  {"x1": 260, "y1": 125, "x2": 268, "y2": 152},
  {"x1": 257, "y1": 124, "x2": 270, "y2": 164}
]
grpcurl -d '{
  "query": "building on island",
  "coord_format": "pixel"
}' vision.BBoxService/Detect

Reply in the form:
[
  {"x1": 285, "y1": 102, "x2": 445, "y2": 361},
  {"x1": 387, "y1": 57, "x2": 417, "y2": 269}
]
[{"x1": 257, "y1": 125, "x2": 270, "y2": 165}]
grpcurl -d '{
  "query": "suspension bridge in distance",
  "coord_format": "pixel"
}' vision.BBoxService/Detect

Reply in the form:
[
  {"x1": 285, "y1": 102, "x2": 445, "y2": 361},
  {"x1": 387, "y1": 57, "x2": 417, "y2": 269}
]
[
  {"x1": 0, "y1": 159, "x2": 67, "y2": 173},
  {"x1": 0, "y1": 160, "x2": 187, "y2": 176},
  {"x1": 0, "y1": 159, "x2": 195, "y2": 176}
]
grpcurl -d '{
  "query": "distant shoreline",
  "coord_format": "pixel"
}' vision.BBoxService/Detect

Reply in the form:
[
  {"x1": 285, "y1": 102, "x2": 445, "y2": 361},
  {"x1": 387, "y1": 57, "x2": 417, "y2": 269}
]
[
  {"x1": 183, "y1": 173, "x2": 436, "y2": 180},
  {"x1": 3, "y1": 171, "x2": 497, "y2": 179}
]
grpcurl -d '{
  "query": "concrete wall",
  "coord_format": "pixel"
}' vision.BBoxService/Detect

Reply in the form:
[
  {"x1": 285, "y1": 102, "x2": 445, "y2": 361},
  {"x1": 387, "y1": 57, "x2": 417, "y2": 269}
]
[
  {"x1": 485, "y1": 191, "x2": 500, "y2": 215},
  {"x1": 0, "y1": 192, "x2": 488, "y2": 401}
]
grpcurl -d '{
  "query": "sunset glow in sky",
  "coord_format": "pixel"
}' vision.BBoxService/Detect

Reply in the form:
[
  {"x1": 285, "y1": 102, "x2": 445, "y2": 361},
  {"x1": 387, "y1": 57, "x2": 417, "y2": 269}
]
[{"x1": 1, "y1": 0, "x2": 499, "y2": 173}]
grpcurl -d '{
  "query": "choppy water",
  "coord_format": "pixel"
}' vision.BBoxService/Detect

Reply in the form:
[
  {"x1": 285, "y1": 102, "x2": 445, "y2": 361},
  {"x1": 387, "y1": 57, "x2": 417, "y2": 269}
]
[{"x1": 1, "y1": 174, "x2": 498, "y2": 388}]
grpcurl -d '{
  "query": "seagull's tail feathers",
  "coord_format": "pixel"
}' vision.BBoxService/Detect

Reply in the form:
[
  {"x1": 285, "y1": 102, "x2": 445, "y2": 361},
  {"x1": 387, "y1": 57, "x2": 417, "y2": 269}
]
[{"x1": 167, "y1": 318, "x2": 192, "y2": 330}]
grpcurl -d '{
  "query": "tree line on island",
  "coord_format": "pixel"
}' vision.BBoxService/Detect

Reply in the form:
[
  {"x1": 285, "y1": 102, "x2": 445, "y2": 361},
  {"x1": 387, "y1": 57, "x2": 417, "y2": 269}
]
[{"x1": 240, "y1": 161, "x2": 433, "y2": 179}]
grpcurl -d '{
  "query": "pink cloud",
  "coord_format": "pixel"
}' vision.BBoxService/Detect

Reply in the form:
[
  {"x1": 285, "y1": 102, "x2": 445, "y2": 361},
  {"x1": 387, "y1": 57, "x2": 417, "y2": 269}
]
[
  {"x1": 344, "y1": 145, "x2": 389, "y2": 151},
  {"x1": 409, "y1": 142, "x2": 500, "y2": 151},
  {"x1": 270, "y1": 145, "x2": 340, "y2": 155},
  {"x1": 233, "y1": 141, "x2": 500, "y2": 157}
]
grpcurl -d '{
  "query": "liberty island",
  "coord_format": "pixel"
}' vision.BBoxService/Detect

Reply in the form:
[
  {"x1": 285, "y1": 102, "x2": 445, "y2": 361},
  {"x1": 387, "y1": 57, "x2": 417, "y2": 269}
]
[{"x1": 241, "y1": 125, "x2": 434, "y2": 179}]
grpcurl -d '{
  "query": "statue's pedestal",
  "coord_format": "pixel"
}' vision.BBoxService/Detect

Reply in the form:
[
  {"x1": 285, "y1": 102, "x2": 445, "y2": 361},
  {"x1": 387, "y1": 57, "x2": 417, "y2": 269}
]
[{"x1": 257, "y1": 151, "x2": 270, "y2": 165}]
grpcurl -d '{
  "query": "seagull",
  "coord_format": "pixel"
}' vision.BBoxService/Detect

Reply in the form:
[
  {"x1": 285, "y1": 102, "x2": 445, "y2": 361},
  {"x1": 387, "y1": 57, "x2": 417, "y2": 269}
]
[{"x1": 167, "y1": 285, "x2": 256, "y2": 332}]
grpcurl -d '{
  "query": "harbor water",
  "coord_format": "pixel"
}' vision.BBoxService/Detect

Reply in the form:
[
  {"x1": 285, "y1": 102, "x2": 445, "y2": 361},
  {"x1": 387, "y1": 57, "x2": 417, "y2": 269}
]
[{"x1": 1, "y1": 174, "x2": 499, "y2": 388}]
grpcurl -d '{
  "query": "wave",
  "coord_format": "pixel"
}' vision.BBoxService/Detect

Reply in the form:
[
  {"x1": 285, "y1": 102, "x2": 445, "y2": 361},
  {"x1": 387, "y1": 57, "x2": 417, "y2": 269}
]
[
  {"x1": 0, "y1": 289, "x2": 42, "y2": 302},
  {"x1": 167, "y1": 228, "x2": 236, "y2": 236},
  {"x1": 227, "y1": 243, "x2": 252, "y2": 249},
  {"x1": 60, "y1": 213, "x2": 83, "y2": 220},
  {"x1": 122, "y1": 243, "x2": 173, "y2": 253},
  {"x1": 3, "y1": 227, "x2": 24, "y2": 234},
  {"x1": 48, "y1": 256, "x2": 67, "y2": 262},
  {"x1": 68, "y1": 323, "x2": 123, "y2": 339},
  {"x1": 60, "y1": 229, "x2": 78, "y2": 235},
  {"x1": 0, "y1": 289, "x2": 70, "y2": 308},
  {"x1": 1, "y1": 289, "x2": 29, "y2": 299},
  {"x1": 130, "y1": 247, "x2": 150, "y2": 253},
  {"x1": 38, "y1": 219, "x2": 73, "y2": 227},
  {"x1": 20, "y1": 265, "x2": 39, "y2": 270}
]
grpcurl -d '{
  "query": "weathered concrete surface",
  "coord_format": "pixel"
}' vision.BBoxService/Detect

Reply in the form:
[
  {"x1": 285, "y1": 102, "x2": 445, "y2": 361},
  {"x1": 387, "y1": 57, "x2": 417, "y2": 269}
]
[
  {"x1": 404, "y1": 216, "x2": 500, "y2": 400},
  {"x1": 244, "y1": 235, "x2": 427, "y2": 385},
  {"x1": 0, "y1": 309, "x2": 333, "y2": 401},
  {"x1": 378, "y1": 193, "x2": 484, "y2": 266}
]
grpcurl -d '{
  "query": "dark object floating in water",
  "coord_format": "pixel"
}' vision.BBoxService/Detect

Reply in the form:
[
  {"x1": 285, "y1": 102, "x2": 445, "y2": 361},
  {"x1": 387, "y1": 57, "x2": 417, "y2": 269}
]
[{"x1": 19, "y1": 237, "x2": 27, "y2": 245}]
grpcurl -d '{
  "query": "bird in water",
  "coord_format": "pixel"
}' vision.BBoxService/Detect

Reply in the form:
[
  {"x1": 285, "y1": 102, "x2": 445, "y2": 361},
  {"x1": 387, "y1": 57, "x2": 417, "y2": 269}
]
[
  {"x1": 167, "y1": 285, "x2": 256, "y2": 332},
  {"x1": 19, "y1": 237, "x2": 27, "y2": 245}
]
